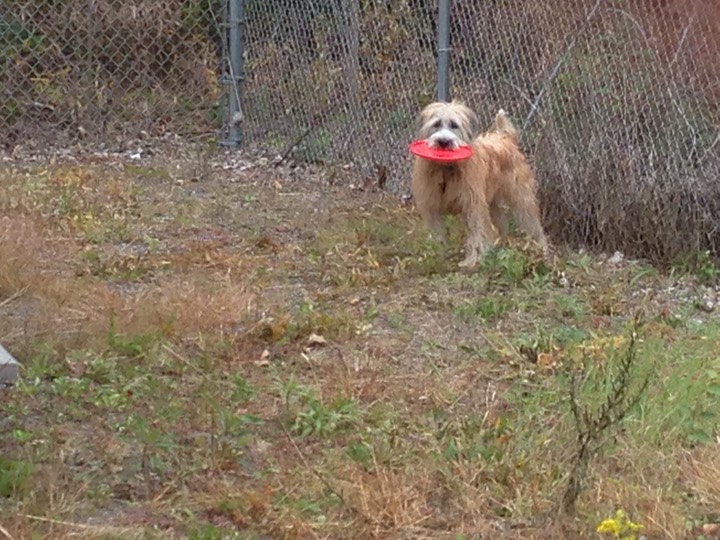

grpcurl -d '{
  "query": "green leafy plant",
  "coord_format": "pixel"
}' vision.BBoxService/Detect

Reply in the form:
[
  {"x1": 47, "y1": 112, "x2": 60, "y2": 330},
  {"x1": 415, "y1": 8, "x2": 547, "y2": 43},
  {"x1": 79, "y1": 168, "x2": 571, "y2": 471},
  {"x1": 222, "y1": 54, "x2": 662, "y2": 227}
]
[
  {"x1": 0, "y1": 458, "x2": 35, "y2": 497},
  {"x1": 479, "y1": 247, "x2": 550, "y2": 286},
  {"x1": 453, "y1": 296, "x2": 511, "y2": 321},
  {"x1": 288, "y1": 385, "x2": 359, "y2": 437}
]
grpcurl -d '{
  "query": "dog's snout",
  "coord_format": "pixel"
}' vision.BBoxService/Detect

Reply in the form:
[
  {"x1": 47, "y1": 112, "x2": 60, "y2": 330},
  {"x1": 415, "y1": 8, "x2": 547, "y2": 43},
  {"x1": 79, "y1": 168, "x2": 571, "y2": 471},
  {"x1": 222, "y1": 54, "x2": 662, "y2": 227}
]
[{"x1": 427, "y1": 124, "x2": 460, "y2": 150}]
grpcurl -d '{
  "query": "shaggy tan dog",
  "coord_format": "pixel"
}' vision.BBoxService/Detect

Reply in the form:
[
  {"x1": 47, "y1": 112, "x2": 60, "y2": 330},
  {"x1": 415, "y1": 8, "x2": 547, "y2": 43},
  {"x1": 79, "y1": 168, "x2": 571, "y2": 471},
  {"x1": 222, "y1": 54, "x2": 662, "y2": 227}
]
[{"x1": 411, "y1": 101, "x2": 549, "y2": 268}]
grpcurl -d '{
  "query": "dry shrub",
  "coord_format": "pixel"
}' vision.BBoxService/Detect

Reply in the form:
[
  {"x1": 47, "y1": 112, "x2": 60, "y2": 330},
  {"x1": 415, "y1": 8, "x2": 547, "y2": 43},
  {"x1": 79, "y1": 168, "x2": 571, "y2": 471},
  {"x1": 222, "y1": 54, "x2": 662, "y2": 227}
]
[
  {"x1": 525, "y1": 0, "x2": 720, "y2": 265},
  {"x1": 5, "y1": 0, "x2": 219, "y2": 142},
  {"x1": 244, "y1": 0, "x2": 436, "y2": 163},
  {"x1": 339, "y1": 462, "x2": 434, "y2": 531},
  {"x1": 0, "y1": 214, "x2": 84, "y2": 357},
  {"x1": 0, "y1": 217, "x2": 45, "y2": 298}
]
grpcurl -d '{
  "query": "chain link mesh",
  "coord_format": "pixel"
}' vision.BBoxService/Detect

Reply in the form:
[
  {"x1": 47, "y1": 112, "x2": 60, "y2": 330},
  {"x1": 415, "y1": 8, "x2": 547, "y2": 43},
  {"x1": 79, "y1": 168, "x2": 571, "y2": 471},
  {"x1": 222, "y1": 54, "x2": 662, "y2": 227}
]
[
  {"x1": 242, "y1": 0, "x2": 436, "y2": 178},
  {"x1": 1, "y1": 0, "x2": 221, "y2": 148},
  {"x1": 2, "y1": 0, "x2": 718, "y2": 261},
  {"x1": 243, "y1": 0, "x2": 719, "y2": 261}
]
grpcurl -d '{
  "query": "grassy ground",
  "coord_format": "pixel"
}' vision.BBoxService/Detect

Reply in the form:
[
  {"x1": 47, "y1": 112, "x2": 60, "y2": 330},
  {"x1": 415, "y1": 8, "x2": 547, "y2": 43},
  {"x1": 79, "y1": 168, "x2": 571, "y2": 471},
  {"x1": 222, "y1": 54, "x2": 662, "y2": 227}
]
[{"x1": 0, "y1": 153, "x2": 719, "y2": 539}]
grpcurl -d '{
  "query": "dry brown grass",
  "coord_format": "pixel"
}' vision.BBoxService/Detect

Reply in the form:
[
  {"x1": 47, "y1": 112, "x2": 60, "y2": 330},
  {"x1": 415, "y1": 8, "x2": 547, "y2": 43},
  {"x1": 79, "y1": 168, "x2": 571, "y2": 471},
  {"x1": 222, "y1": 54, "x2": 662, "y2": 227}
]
[
  {"x1": 0, "y1": 216, "x2": 71, "y2": 298},
  {"x1": 681, "y1": 447, "x2": 720, "y2": 514},
  {"x1": 74, "y1": 277, "x2": 253, "y2": 341},
  {"x1": 0, "y1": 213, "x2": 252, "y2": 361}
]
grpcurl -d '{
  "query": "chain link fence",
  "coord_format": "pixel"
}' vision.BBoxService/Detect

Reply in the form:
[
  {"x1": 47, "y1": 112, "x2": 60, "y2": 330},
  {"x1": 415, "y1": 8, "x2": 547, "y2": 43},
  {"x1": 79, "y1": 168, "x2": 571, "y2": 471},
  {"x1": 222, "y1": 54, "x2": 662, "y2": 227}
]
[
  {"x1": 1, "y1": 0, "x2": 222, "y2": 149},
  {"x1": 243, "y1": 0, "x2": 719, "y2": 264},
  {"x1": 241, "y1": 0, "x2": 436, "y2": 175},
  {"x1": 2, "y1": 0, "x2": 719, "y2": 264}
]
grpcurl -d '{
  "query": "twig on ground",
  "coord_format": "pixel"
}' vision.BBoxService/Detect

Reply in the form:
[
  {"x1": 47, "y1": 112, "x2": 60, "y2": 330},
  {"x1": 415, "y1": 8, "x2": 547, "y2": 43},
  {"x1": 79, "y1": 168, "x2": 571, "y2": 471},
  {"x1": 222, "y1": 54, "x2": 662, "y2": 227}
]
[
  {"x1": 20, "y1": 514, "x2": 136, "y2": 534},
  {"x1": 0, "y1": 286, "x2": 30, "y2": 309},
  {"x1": 0, "y1": 522, "x2": 15, "y2": 540}
]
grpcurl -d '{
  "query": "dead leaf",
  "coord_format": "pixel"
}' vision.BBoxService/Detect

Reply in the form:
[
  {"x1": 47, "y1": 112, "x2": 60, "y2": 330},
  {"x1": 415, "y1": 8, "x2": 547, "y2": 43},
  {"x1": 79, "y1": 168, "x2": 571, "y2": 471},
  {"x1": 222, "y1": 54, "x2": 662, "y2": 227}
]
[
  {"x1": 255, "y1": 235, "x2": 278, "y2": 250},
  {"x1": 307, "y1": 333, "x2": 327, "y2": 347},
  {"x1": 254, "y1": 349, "x2": 271, "y2": 367},
  {"x1": 361, "y1": 175, "x2": 374, "y2": 192},
  {"x1": 537, "y1": 352, "x2": 557, "y2": 368},
  {"x1": 270, "y1": 315, "x2": 289, "y2": 341}
]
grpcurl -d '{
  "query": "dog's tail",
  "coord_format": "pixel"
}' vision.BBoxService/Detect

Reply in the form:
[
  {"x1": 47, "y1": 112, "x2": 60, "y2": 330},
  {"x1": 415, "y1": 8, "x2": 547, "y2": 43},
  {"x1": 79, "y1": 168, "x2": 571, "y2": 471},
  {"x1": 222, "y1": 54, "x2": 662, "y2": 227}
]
[{"x1": 493, "y1": 109, "x2": 518, "y2": 141}]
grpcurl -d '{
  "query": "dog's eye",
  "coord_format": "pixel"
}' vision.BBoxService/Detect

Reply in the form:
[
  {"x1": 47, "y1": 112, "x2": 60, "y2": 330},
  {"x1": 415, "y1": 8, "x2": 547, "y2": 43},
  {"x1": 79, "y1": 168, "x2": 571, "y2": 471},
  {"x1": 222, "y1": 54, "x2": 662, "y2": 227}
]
[
  {"x1": 449, "y1": 120, "x2": 459, "y2": 130},
  {"x1": 432, "y1": 119, "x2": 442, "y2": 129}
]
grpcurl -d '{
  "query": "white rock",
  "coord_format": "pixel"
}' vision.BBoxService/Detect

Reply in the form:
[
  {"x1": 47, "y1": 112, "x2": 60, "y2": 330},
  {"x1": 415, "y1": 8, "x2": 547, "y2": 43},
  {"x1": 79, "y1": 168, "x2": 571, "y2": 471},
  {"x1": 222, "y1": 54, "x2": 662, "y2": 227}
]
[{"x1": 0, "y1": 343, "x2": 20, "y2": 385}]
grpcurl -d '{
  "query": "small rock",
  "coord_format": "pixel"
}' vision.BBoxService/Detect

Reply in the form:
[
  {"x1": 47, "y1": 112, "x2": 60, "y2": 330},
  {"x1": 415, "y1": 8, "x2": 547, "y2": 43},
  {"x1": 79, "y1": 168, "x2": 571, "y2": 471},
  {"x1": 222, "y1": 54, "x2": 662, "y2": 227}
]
[
  {"x1": 0, "y1": 343, "x2": 20, "y2": 385},
  {"x1": 608, "y1": 251, "x2": 624, "y2": 265}
]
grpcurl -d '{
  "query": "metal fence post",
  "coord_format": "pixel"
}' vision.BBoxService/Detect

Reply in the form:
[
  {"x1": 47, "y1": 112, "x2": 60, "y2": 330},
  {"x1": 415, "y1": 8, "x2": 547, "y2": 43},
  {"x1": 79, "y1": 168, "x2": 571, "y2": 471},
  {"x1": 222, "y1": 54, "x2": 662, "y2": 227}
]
[
  {"x1": 221, "y1": 0, "x2": 244, "y2": 147},
  {"x1": 437, "y1": 0, "x2": 451, "y2": 101}
]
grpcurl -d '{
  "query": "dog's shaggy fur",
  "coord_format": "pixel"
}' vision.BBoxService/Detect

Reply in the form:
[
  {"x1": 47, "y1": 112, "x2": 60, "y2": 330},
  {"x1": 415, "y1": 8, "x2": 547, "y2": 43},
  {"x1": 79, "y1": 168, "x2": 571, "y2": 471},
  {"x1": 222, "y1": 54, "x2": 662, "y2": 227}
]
[{"x1": 411, "y1": 100, "x2": 549, "y2": 268}]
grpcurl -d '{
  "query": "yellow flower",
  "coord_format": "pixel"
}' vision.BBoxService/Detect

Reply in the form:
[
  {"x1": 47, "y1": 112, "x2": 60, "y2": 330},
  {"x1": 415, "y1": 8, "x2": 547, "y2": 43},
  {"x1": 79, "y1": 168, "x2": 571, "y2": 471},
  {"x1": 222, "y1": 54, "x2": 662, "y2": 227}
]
[
  {"x1": 596, "y1": 510, "x2": 643, "y2": 539},
  {"x1": 597, "y1": 518, "x2": 621, "y2": 536}
]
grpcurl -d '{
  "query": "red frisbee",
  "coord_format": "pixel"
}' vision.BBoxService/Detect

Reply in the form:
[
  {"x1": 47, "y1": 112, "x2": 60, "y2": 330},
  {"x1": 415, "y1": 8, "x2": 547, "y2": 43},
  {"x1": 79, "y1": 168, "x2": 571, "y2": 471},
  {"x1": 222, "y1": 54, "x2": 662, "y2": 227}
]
[{"x1": 409, "y1": 140, "x2": 473, "y2": 162}]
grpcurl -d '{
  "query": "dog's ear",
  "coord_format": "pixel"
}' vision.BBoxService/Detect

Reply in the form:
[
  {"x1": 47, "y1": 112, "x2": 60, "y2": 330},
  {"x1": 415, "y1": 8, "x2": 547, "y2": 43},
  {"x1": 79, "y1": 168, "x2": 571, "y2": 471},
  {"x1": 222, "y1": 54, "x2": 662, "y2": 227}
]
[
  {"x1": 468, "y1": 109, "x2": 480, "y2": 134},
  {"x1": 418, "y1": 102, "x2": 442, "y2": 128},
  {"x1": 457, "y1": 102, "x2": 479, "y2": 135},
  {"x1": 449, "y1": 101, "x2": 479, "y2": 140}
]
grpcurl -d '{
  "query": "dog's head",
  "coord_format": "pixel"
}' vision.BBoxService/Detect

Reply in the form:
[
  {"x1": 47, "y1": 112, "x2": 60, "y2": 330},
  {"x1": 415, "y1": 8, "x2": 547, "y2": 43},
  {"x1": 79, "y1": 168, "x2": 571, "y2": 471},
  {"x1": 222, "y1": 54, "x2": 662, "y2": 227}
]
[{"x1": 417, "y1": 101, "x2": 477, "y2": 150}]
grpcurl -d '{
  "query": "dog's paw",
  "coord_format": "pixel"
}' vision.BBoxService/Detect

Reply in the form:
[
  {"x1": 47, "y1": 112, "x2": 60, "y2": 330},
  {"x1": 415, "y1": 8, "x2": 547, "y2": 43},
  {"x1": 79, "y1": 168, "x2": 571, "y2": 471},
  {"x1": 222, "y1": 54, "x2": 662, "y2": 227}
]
[
  {"x1": 542, "y1": 243, "x2": 557, "y2": 259},
  {"x1": 432, "y1": 233, "x2": 449, "y2": 245},
  {"x1": 458, "y1": 257, "x2": 478, "y2": 269}
]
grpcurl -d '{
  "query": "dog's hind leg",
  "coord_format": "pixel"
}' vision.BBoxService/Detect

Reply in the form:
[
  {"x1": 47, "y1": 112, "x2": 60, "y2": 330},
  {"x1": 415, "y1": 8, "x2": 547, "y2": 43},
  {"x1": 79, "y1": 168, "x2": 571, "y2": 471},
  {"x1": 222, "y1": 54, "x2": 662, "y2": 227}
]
[
  {"x1": 507, "y1": 183, "x2": 549, "y2": 253},
  {"x1": 422, "y1": 211, "x2": 448, "y2": 245},
  {"x1": 490, "y1": 202, "x2": 510, "y2": 244}
]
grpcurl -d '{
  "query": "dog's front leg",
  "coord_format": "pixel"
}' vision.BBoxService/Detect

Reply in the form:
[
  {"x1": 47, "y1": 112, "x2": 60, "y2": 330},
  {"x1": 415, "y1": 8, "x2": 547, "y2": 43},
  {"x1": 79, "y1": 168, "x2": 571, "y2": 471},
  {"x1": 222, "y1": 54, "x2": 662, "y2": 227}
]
[
  {"x1": 508, "y1": 187, "x2": 551, "y2": 255},
  {"x1": 490, "y1": 202, "x2": 510, "y2": 244},
  {"x1": 423, "y1": 212, "x2": 448, "y2": 245},
  {"x1": 459, "y1": 205, "x2": 497, "y2": 268}
]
